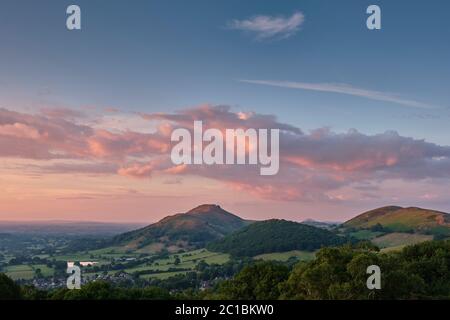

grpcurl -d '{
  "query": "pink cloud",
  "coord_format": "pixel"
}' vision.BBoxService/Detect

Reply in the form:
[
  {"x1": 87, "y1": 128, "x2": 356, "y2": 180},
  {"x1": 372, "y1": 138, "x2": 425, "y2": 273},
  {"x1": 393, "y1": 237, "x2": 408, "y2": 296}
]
[
  {"x1": 118, "y1": 162, "x2": 155, "y2": 178},
  {"x1": 0, "y1": 123, "x2": 41, "y2": 140},
  {"x1": 281, "y1": 128, "x2": 449, "y2": 173},
  {"x1": 140, "y1": 104, "x2": 302, "y2": 134},
  {"x1": 165, "y1": 164, "x2": 188, "y2": 174},
  {"x1": 1, "y1": 105, "x2": 450, "y2": 202},
  {"x1": 39, "y1": 107, "x2": 86, "y2": 119},
  {"x1": 0, "y1": 108, "x2": 171, "y2": 161}
]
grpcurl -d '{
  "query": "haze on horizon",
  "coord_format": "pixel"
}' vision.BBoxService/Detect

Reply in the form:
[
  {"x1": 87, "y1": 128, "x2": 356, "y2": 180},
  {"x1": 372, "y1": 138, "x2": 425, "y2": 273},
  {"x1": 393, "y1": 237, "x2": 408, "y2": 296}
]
[{"x1": 0, "y1": 0, "x2": 449, "y2": 223}]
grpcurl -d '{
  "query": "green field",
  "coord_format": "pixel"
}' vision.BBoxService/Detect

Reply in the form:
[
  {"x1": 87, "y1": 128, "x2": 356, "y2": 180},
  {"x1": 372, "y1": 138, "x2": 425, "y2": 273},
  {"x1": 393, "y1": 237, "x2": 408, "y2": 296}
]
[
  {"x1": 4, "y1": 264, "x2": 55, "y2": 280},
  {"x1": 254, "y1": 250, "x2": 315, "y2": 262},
  {"x1": 85, "y1": 249, "x2": 229, "y2": 280},
  {"x1": 350, "y1": 230, "x2": 384, "y2": 240},
  {"x1": 4, "y1": 265, "x2": 35, "y2": 280},
  {"x1": 39, "y1": 247, "x2": 230, "y2": 281},
  {"x1": 140, "y1": 271, "x2": 189, "y2": 280},
  {"x1": 372, "y1": 233, "x2": 433, "y2": 249},
  {"x1": 51, "y1": 246, "x2": 140, "y2": 265},
  {"x1": 32, "y1": 264, "x2": 55, "y2": 277},
  {"x1": 125, "y1": 249, "x2": 229, "y2": 276}
]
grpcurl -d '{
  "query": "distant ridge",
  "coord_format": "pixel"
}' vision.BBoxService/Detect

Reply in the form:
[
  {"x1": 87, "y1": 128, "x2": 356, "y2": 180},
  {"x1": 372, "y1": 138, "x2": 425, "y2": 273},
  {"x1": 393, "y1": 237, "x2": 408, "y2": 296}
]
[
  {"x1": 110, "y1": 204, "x2": 450, "y2": 255},
  {"x1": 301, "y1": 219, "x2": 341, "y2": 230},
  {"x1": 113, "y1": 204, "x2": 249, "y2": 251},
  {"x1": 0, "y1": 221, "x2": 143, "y2": 236},
  {"x1": 344, "y1": 206, "x2": 450, "y2": 235}
]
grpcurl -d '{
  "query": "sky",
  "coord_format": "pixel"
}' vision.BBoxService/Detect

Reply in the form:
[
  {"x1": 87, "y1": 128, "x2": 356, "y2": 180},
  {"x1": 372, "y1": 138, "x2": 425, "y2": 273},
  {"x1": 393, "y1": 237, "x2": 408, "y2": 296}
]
[{"x1": 0, "y1": 0, "x2": 449, "y2": 223}]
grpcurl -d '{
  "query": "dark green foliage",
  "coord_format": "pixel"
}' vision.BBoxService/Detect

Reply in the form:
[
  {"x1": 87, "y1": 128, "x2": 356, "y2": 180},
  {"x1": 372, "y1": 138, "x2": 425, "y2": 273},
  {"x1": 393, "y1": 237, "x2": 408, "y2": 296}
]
[
  {"x1": 21, "y1": 285, "x2": 48, "y2": 300},
  {"x1": 399, "y1": 240, "x2": 450, "y2": 298},
  {"x1": 281, "y1": 240, "x2": 450, "y2": 300},
  {"x1": 370, "y1": 223, "x2": 386, "y2": 232},
  {"x1": 2, "y1": 241, "x2": 449, "y2": 301},
  {"x1": 354, "y1": 240, "x2": 380, "y2": 251},
  {"x1": 212, "y1": 262, "x2": 289, "y2": 300},
  {"x1": 0, "y1": 273, "x2": 22, "y2": 300},
  {"x1": 50, "y1": 281, "x2": 171, "y2": 300},
  {"x1": 208, "y1": 219, "x2": 346, "y2": 257}
]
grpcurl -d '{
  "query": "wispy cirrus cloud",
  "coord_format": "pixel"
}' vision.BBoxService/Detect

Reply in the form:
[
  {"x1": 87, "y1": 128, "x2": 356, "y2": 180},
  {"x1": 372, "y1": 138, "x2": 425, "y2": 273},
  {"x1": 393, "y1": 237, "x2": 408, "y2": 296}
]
[
  {"x1": 240, "y1": 80, "x2": 437, "y2": 109},
  {"x1": 227, "y1": 11, "x2": 305, "y2": 41}
]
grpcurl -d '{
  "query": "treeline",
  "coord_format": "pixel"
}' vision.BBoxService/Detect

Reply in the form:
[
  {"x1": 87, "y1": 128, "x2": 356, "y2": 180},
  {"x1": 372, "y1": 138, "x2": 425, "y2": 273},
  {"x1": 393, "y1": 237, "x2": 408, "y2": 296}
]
[
  {"x1": 1, "y1": 240, "x2": 449, "y2": 300},
  {"x1": 0, "y1": 273, "x2": 171, "y2": 300},
  {"x1": 209, "y1": 240, "x2": 450, "y2": 300},
  {"x1": 0, "y1": 258, "x2": 253, "y2": 300},
  {"x1": 207, "y1": 219, "x2": 348, "y2": 257}
]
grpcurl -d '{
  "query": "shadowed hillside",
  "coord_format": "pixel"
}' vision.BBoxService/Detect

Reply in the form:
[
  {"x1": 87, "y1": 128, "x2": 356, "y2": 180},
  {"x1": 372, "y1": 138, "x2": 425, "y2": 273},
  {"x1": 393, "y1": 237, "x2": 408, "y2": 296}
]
[
  {"x1": 113, "y1": 204, "x2": 250, "y2": 251},
  {"x1": 109, "y1": 205, "x2": 450, "y2": 255},
  {"x1": 208, "y1": 219, "x2": 347, "y2": 257}
]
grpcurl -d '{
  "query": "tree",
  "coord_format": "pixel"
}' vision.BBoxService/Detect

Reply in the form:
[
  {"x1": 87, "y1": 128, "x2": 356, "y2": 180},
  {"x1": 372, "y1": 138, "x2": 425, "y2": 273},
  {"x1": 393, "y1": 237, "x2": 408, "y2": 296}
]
[
  {"x1": 280, "y1": 241, "x2": 450, "y2": 300},
  {"x1": 61, "y1": 281, "x2": 117, "y2": 300},
  {"x1": 195, "y1": 260, "x2": 208, "y2": 272},
  {"x1": 370, "y1": 223, "x2": 385, "y2": 232},
  {"x1": 21, "y1": 285, "x2": 48, "y2": 300},
  {"x1": 214, "y1": 261, "x2": 289, "y2": 300},
  {"x1": 0, "y1": 273, "x2": 22, "y2": 300},
  {"x1": 35, "y1": 268, "x2": 43, "y2": 279},
  {"x1": 137, "y1": 286, "x2": 171, "y2": 300}
]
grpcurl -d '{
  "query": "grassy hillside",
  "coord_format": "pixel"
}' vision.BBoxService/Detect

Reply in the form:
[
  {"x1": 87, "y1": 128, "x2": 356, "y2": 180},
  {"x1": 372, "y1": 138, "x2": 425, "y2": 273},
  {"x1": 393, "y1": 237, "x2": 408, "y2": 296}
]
[
  {"x1": 372, "y1": 232, "x2": 433, "y2": 249},
  {"x1": 254, "y1": 250, "x2": 315, "y2": 262},
  {"x1": 208, "y1": 219, "x2": 346, "y2": 257},
  {"x1": 4, "y1": 265, "x2": 34, "y2": 280},
  {"x1": 344, "y1": 206, "x2": 450, "y2": 235},
  {"x1": 113, "y1": 205, "x2": 249, "y2": 251}
]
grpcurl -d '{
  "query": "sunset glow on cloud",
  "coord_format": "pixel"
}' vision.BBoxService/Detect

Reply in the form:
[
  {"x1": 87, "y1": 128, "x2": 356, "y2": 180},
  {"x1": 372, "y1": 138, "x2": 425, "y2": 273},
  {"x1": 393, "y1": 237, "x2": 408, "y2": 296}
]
[
  {"x1": 1, "y1": 105, "x2": 449, "y2": 222},
  {"x1": 1, "y1": 1, "x2": 449, "y2": 223}
]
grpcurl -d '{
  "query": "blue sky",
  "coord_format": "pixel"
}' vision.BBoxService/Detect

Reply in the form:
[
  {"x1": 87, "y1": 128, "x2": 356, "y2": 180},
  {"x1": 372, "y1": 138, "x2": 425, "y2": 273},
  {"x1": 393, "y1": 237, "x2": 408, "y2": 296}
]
[
  {"x1": 1, "y1": 1, "x2": 450, "y2": 221},
  {"x1": 1, "y1": 0, "x2": 449, "y2": 143}
]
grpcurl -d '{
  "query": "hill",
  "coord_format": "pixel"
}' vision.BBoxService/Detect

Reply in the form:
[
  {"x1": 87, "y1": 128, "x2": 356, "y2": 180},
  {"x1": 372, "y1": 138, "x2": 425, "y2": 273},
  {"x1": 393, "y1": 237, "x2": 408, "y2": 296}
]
[
  {"x1": 207, "y1": 219, "x2": 346, "y2": 257},
  {"x1": 113, "y1": 204, "x2": 249, "y2": 251},
  {"x1": 343, "y1": 206, "x2": 450, "y2": 235},
  {"x1": 301, "y1": 219, "x2": 341, "y2": 230}
]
